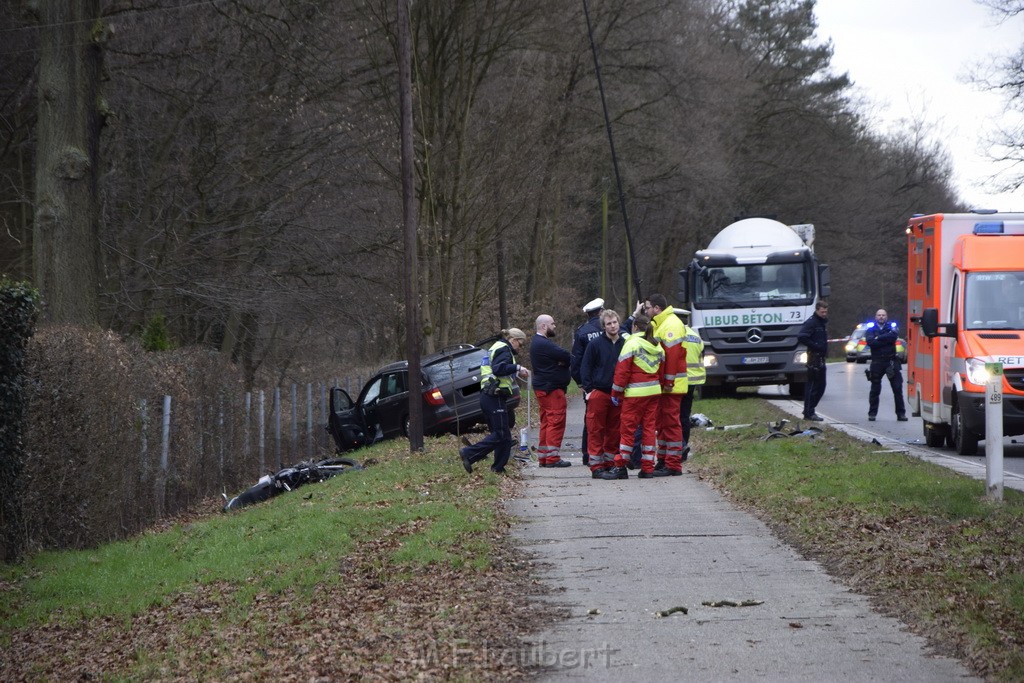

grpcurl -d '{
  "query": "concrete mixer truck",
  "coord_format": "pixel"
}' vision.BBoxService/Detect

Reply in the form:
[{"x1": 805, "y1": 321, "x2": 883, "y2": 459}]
[{"x1": 677, "y1": 217, "x2": 831, "y2": 397}]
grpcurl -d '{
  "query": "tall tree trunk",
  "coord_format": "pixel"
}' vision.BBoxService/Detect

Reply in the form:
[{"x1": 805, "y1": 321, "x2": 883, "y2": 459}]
[{"x1": 33, "y1": 0, "x2": 103, "y2": 325}]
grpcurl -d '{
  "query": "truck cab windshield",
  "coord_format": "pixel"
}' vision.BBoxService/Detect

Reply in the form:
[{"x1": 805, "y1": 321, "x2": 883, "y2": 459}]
[
  {"x1": 694, "y1": 262, "x2": 813, "y2": 308},
  {"x1": 964, "y1": 272, "x2": 1024, "y2": 330}
]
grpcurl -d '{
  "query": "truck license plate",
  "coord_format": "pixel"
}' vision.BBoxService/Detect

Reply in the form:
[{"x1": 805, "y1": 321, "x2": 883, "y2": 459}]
[{"x1": 742, "y1": 356, "x2": 769, "y2": 365}]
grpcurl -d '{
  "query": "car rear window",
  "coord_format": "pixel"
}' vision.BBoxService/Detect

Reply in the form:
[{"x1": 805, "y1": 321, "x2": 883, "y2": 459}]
[{"x1": 425, "y1": 350, "x2": 482, "y2": 383}]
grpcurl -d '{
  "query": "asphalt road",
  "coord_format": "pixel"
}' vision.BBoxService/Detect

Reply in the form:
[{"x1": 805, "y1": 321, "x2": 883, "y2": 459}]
[
  {"x1": 513, "y1": 396, "x2": 980, "y2": 682},
  {"x1": 757, "y1": 360, "x2": 1024, "y2": 491}
]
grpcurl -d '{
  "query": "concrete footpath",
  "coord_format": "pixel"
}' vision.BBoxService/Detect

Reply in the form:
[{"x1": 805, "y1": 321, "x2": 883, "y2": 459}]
[{"x1": 507, "y1": 394, "x2": 979, "y2": 682}]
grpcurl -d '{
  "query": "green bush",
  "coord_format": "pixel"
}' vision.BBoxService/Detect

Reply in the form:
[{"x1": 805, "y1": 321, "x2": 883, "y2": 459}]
[
  {"x1": 140, "y1": 313, "x2": 175, "y2": 352},
  {"x1": 0, "y1": 277, "x2": 39, "y2": 563}
]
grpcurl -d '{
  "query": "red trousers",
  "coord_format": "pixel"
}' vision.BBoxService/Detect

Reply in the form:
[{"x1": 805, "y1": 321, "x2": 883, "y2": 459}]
[
  {"x1": 656, "y1": 393, "x2": 684, "y2": 471},
  {"x1": 535, "y1": 388, "x2": 567, "y2": 464},
  {"x1": 585, "y1": 390, "x2": 621, "y2": 472},
  {"x1": 617, "y1": 394, "x2": 659, "y2": 473}
]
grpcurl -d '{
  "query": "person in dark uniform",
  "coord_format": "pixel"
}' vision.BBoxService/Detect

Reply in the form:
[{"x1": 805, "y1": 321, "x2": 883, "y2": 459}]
[
  {"x1": 797, "y1": 300, "x2": 829, "y2": 421},
  {"x1": 865, "y1": 308, "x2": 908, "y2": 422},
  {"x1": 460, "y1": 328, "x2": 530, "y2": 474},
  {"x1": 571, "y1": 297, "x2": 605, "y2": 465}
]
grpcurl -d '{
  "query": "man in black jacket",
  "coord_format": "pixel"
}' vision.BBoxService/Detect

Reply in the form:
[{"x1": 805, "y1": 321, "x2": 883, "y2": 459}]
[
  {"x1": 865, "y1": 308, "x2": 908, "y2": 422},
  {"x1": 531, "y1": 314, "x2": 572, "y2": 467},
  {"x1": 571, "y1": 297, "x2": 604, "y2": 465},
  {"x1": 580, "y1": 309, "x2": 626, "y2": 479},
  {"x1": 797, "y1": 300, "x2": 829, "y2": 421}
]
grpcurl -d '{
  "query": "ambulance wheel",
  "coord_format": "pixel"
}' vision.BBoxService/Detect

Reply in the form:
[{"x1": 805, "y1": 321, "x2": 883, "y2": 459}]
[
  {"x1": 950, "y1": 402, "x2": 979, "y2": 456},
  {"x1": 923, "y1": 421, "x2": 945, "y2": 448}
]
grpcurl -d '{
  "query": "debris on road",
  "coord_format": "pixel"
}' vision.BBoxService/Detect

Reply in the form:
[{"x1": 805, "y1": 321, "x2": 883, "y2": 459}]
[
  {"x1": 656, "y1": 606, "x2": 689, "y2": 617},
  {"x1": 701, "y1": 599, "x2": 764, "y2": 608}
]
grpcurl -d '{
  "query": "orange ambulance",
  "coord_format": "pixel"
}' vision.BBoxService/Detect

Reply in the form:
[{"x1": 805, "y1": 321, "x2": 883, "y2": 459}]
[{"x1": 907, "y1": 211, "x2": 1024, "y2": 454}]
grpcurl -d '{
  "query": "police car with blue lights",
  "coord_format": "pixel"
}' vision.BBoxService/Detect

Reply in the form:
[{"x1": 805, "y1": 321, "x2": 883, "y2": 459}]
[{"x1": 844, "y1": 322, "x2": 906, "y2": 363}]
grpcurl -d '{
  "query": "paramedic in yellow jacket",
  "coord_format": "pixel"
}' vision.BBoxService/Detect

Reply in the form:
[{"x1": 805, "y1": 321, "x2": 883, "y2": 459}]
[
  {"x1": 677, "y1": 309, "x2": 704, "y2": 461},
  {"x1": 603, "y1": 314, "x2": 665, "y2": 479},
  {"x1": 645, "y1": 293, "x2": 688, "y2": 476}
]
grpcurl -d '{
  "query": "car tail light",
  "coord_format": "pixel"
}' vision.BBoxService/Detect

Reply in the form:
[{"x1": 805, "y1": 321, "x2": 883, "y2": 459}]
[{"x1": 424, "y1": 387, "x2": 446, "y2": 406}]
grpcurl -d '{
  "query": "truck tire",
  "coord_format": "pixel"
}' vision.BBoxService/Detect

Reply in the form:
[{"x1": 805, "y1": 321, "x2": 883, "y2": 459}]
[
  {"x1": 788, "y1": 381, "x2": 806, "y2": 398},
  {"x1": 950, "y1": 401, "x2": 979, "y2": 455},
  {"x1": 923, "y1": 421, "x2": 946, "y2": 448}
]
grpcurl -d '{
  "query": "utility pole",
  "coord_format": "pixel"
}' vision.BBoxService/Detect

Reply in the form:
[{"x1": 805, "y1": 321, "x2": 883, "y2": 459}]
[{"x1": 397, "y1": 0, "x2": 423, "y2": 451}]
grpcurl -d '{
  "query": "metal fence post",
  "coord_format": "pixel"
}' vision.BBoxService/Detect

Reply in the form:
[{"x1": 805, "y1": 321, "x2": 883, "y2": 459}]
[
  {"x1": 290, "y1": 383, "x2": 298, "y2": 458},
  {"x1": 244, "y1": 391, "x2": 251, "y2": 463},
  {"x1": 306, "y1": 382, "x2": 314, "y2": 457},
  {"x1": 218, "y1": 394, "x2": 225, "y2": 482},
  {"x1": 156, "y1": 395, "x2": 171, "y2": 517},
  {"x1": 140, "y1": 398, "x2": 149, "y2": 481},
  {"x1": 274, "y1": 387, "x2": 282, "y2": 470},
  {"x1": 258, "y1": 390, "x2": 266, "y2": 474}
]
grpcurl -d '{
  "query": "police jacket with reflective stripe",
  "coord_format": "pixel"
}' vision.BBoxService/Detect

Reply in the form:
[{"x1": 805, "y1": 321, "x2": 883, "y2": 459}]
[
  {"x1": 482, "y1": 341, "x2": 519, "y2": 393},
  {"x1": 570, "y1": 315, "x2": 603, "y2": 385}
]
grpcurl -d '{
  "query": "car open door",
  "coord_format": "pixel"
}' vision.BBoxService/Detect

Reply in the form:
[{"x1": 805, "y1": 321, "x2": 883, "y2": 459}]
[
  {"x1": 327, "y1": 386, "x2": 370, "y2": 453},
  {"x1": 373, "y1": 370, "x2": 409, "y2": 438}
]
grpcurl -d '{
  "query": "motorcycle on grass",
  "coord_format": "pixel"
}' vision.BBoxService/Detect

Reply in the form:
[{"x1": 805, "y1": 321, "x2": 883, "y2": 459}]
[{"x1": 222, "y1": 457, "x2": 363, "y2": 512}]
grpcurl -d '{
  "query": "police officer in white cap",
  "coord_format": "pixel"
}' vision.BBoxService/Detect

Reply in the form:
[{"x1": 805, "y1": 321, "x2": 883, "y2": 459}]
[{"x1": 571, "y1": 297, "x2": 604, "y2": 465}]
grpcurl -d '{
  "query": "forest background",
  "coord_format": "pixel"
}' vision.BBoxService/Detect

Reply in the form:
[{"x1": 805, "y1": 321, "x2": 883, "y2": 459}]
[
  {"x1": 2, "y1": 0, "x2": 1024, "y2": 552},
  {"x1": 11, "y1": 0, "x2": 1024, "y2": 383}
]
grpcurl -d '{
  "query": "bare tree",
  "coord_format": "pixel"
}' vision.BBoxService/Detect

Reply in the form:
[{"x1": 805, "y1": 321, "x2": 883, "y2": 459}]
[
  {"x1": 31, "y1": 0, "x2": 105, "y2": 325},
  {"x1": 974, "y1": 0, "x2": 1024, "y2": 193}
]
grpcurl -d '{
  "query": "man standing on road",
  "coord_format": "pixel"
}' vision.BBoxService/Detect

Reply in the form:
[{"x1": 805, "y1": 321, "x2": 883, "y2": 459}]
[
  {"x1": 646, "y1": 294, "x2": 688, "y2": 476},
  {"x1": 460, "y1": 328, "x2": 531, "y2": 474},
  {"x1": 865, "y1": 308, "x2": 908, "y2": 422},
  {"x1": 531, "y1": 314, "x2": 573, "y2": 467},
  {"x1": 606, "y1": 314, "x2": 664, "y2": 479},
  {"x1": 678, "y1": 309, "x2": 704, "y2": 459},
  {"x1": 581, "y1": 309, "x2": 626, "y2": 479},
  {"x1": 571, "y1": 298, "x2": 605, "y2": 466},
  {"x1": 797, "y1": 300, "x2": 829, "y2": 421}
]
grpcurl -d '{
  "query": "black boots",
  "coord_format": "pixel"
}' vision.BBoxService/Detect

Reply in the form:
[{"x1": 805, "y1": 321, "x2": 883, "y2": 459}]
[{"x1": 600, "y1": 466, "x2": 629, "y2": 480}]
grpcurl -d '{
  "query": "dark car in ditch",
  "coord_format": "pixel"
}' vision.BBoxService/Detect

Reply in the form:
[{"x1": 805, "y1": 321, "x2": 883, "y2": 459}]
[{"x1": 327, "y1": 342, "x2": 521, "y2": 452}]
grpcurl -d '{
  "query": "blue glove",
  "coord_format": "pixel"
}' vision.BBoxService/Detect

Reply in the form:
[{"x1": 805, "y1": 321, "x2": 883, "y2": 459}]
[{"x1": 611, "y1": 397, "x2": 620, "y2": 407}]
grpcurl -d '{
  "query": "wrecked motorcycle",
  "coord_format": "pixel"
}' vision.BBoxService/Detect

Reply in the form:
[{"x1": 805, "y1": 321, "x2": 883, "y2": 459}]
[{"x1": 222, "y1": 457, "x2": 363, "y2": 511}]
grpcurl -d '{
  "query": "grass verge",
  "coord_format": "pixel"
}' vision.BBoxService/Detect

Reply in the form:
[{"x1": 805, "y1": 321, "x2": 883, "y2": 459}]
[
  {"x1": 3, "y1": 394, "x2": 1022, "y2": 680},
  {"x1": 689, "y1": 395, "x2": 1024, "y2": 681},
  {"x1": 0, "y1": 435, "x2": 559, "y2": 680}
]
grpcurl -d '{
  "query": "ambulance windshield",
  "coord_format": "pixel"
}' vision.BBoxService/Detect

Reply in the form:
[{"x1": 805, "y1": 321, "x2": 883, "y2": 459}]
[
  {"x1": 964, "y1": 272, "x2": 1024, "y2": 330},
  {"x1": 693, "y1": 262, "x2": 813, "y2": 308}
]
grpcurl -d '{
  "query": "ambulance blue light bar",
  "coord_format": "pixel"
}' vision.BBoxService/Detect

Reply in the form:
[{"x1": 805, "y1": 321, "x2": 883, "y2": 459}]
[{"x1": 973, "y1": 221, "x2": 1024, "y2": 235}]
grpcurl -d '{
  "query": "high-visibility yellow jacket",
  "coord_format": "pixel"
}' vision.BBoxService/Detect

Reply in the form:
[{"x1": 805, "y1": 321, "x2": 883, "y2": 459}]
[
  {"x1": 683, "y1": 324, "x2": 705, "y2": 386},
  {"x1": 481, "y1": 340, "x2": 519, "y2": 395},
  {"x1": 611, "y1": 334, "x2": 665, "y2": 398},
  {"x1": 652, "y1": 308, "x2": 688, "y2": 394}
]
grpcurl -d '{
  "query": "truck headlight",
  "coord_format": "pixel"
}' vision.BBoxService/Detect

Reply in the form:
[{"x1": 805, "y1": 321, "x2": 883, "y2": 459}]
[
  {"x1": 965, "y1": 358, "x2": 991, "y2": 386},
  {"x1": 794, "y1": 350, "x2": 807, "y2": 364},
  {"x1": 703, "y1": 354, "x2": 718, "y2": 368}
]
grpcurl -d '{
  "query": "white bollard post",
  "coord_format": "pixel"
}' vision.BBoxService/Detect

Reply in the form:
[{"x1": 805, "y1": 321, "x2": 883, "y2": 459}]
[{"x1": 985, "y1": 362, "x2": 1004, "y2": 501}]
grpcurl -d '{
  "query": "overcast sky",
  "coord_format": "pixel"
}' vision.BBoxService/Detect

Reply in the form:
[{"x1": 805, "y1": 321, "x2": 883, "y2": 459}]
[{"x1": 814, "y1": 0, "x2": 1024, "y2": 212}]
